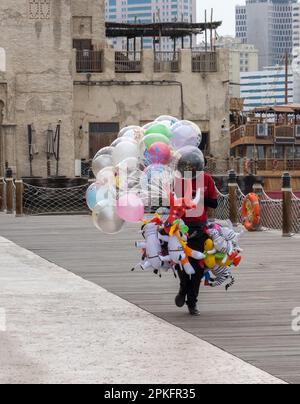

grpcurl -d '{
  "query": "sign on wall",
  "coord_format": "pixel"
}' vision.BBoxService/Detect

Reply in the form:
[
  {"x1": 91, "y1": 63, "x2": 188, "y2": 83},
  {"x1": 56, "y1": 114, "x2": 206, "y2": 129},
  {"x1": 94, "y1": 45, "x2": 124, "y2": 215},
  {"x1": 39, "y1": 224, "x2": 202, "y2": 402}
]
[{"x1": 29, "y1": 0, "x2": 51, "y2": 19}]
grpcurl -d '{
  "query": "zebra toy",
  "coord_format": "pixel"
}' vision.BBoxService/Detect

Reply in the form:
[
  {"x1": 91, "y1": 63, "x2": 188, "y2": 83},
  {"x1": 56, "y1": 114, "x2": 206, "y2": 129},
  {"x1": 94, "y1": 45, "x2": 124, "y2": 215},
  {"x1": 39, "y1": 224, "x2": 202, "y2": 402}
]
[
  {"x1": 204, "y1": 222, "x2": 243, "y2": 290},
  {"x1": 204, "y1": 267, "x2": 235, "y2": 291}
]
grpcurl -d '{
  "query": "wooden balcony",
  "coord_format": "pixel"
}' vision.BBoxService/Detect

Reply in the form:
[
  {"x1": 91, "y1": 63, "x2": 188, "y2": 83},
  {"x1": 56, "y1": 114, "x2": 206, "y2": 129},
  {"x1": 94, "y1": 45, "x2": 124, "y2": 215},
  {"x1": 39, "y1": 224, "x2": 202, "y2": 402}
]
[
  {"x1": 231, "y1": 123, "x2": 300, "y2": 147},
  {"x1": 192, "y1": 51, "x2": 217, "y2": 73},
  {"x1": 154, "y1": 51, "x2": 180, "y2": 73},
  {"x1": 115, "y1": 51, "x2": 142, "y2": 73},
  {"x1": 256, "y1": 159, "x2": 300, "y2": 172},
  {"x1": 76, "y1": 50, "x2": 103, "y2": 73}
]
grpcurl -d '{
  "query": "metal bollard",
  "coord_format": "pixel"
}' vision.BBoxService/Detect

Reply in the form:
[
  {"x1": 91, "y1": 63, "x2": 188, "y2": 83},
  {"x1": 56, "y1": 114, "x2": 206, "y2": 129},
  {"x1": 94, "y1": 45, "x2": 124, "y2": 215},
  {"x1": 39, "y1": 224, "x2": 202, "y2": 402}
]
[
  {"x1": 0, "y1": 177, "x2": 5, "y2": 212},
  {"x1": 228, "y1": 169, "x2": 238, "y2": 226},
  {"x1": 6, "y1": 177, "x2": 14, "y2": 214},
  {"x1": 282, "y1": 172, "x2": 292, "y2": 237},
  {"x1": 15, "y1": 180, "x2": 24, "y2": 217}
]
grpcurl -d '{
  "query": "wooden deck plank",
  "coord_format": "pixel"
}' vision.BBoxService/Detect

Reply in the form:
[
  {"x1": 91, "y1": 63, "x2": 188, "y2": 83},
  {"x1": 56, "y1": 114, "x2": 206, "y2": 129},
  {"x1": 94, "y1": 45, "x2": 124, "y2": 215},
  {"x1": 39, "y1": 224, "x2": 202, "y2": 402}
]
[{"x1": 0, "y1": 213, "x2": 300, "y2": 383}]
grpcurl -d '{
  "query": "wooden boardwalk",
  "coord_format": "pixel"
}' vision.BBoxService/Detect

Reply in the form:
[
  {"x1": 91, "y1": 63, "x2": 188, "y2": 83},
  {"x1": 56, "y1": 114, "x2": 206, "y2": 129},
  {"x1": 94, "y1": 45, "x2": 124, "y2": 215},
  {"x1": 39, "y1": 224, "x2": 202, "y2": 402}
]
[{"x1": 0, "y1": 213, "x2": 300, "y2": 383}]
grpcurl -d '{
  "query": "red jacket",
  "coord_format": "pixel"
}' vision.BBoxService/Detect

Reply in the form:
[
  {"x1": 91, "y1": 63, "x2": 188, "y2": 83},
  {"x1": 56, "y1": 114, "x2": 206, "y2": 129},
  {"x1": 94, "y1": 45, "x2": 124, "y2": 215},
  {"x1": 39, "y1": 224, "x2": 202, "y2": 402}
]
[{"x1": 179, "y1": 173, "x2": 218, "y2": 224}]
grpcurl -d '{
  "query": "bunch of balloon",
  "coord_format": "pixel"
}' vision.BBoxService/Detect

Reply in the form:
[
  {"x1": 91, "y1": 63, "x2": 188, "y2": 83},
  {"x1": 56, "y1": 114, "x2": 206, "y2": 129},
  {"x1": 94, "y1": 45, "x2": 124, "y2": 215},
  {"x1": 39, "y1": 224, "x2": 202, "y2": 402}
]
[{"x1": 86, "y1": 116, "x2": 203, "y2": 235}]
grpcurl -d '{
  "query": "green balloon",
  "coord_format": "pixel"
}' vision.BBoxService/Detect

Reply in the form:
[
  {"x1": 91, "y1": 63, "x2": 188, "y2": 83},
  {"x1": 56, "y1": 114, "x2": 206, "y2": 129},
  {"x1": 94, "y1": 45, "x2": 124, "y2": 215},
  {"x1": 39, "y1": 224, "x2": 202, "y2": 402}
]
[
  {"x1": 145, "y1": 123, "x2": 172, "y2": 139},
  {"x1": 143, "y1": 133, "x2": 170, "y2": 149}
]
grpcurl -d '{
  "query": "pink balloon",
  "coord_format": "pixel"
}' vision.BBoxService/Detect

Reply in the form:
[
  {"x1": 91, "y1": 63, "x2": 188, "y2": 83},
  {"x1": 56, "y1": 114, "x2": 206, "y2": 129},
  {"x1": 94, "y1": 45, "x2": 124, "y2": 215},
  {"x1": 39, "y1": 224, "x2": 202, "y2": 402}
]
[
  {"x1": 116, "y1": 193, "x2": 145, "y2": 223},
  {"x1": 148, "y1": 142, "x2": 171, "y2": 165}
]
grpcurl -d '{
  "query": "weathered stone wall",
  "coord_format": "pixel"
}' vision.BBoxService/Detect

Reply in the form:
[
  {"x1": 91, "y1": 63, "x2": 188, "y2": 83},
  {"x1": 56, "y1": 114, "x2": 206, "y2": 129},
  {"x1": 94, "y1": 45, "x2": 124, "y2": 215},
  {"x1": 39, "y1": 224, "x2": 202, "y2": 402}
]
[
  {"x1": 0, "y1": 0, "x2": 229, "y2": 178},
  {"x1": 0, "y1": 0, "x2": 74, "y2": 178},
  {"x1": 71, "y1": 0, "x2": 106, "y2": 48},
  {"x1": 73, "y1": 48, "x2": 230, "y2": 161}
]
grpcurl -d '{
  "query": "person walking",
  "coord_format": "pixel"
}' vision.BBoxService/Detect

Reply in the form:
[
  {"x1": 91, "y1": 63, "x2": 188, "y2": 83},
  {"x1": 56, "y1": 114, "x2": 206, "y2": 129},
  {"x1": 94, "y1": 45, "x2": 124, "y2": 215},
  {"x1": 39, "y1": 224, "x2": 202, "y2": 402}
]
[{"x1": 175, "y1": 170, "x2": 218, "y2": 316}]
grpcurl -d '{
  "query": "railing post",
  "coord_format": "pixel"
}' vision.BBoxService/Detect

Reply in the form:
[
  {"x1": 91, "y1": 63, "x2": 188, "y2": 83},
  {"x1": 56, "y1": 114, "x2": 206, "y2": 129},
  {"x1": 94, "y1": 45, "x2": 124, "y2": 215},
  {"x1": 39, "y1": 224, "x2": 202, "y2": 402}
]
[
  {"x1": 6, "y1": 177, "x2": 14, "y2": 214},
  {"x1": 0, "y1": 177, "x2": 5, "y2": 212},
  {"x1": 15, "y1": 180, "x2": 23, "y2": 217},
  {"x1": 282, "y1": 172, "x2": 292, "y2": 237},
  {"x1": 228, "y1": 169, "x2": 238, "y2": 226},
  {"x1": 253, "y1": 181, "x2": 263, "y2": 199}
]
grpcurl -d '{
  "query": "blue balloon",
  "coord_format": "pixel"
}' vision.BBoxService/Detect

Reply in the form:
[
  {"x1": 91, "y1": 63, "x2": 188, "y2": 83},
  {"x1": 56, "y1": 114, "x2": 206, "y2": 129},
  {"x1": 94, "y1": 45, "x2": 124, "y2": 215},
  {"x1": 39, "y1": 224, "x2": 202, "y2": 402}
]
[{"x1": 86, "y1": 183, "x2": 98, "y2": 211}]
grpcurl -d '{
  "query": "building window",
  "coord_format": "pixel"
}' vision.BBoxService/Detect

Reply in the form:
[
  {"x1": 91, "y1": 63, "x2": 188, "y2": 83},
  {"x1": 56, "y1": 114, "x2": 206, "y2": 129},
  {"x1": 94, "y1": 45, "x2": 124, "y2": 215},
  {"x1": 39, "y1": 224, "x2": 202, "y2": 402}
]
[{"x1": 29, "y1": 0, "x2": 51, "y2": 20}]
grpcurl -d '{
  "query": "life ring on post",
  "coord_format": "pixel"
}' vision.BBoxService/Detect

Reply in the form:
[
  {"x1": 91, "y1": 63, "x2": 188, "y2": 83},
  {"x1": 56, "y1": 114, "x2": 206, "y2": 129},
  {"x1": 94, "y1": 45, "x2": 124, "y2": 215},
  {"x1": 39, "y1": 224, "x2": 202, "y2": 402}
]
[{"x1": 241, "y1": 193, "x2": 261, "y2": 231}]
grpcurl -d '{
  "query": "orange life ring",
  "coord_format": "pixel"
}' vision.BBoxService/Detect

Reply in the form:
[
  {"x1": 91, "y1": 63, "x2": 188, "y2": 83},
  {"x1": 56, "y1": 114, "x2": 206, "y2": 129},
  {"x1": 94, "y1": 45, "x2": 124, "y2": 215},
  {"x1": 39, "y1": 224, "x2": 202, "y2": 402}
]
[{"x1": 241, "y1": 193, "x2": 261, "y2": 231}]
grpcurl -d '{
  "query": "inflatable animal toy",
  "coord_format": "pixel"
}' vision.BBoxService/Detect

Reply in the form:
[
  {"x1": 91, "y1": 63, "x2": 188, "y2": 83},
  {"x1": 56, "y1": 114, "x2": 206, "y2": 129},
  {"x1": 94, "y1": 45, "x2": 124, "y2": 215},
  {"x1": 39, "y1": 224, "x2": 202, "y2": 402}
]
[
  {"x1": 160, "y1": 223, "x2": 205, "y2": 275},
  {"x1": 133, "y1": 216, "x2": 172, "y2": 275}
]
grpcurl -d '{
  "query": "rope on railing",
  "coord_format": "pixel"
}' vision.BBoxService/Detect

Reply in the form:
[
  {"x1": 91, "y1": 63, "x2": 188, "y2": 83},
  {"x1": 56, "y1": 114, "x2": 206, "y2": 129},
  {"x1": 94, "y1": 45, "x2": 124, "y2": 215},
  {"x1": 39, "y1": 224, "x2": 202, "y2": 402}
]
[{"x1": 23, "y1": 182, "x2": 89, "y2": 216}]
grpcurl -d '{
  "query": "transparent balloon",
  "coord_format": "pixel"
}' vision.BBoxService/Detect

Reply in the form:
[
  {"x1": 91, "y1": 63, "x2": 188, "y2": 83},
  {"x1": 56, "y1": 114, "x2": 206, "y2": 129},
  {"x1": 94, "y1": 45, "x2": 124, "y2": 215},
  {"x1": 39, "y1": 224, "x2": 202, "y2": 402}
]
[
  {"x1": 93, "y1": 146, "x2": 114, "y2": 161},
  {"x1": 140, "y1": 164, "x2": 174, "y2": 201},
  {"x1": 155, "y1": 115, "x2": 179, "y2": 128},
  {"x1": 120, "y1": 127, "x2": 144, "y2": 143},
  {"x1": 115, "y1": 157, "x2": 141, "y2": 191},
  {"x1": 93, "y1": 201, "x2": 125, "y2": 234},
  {"x1": 92, "y1": 154, "x2": 113, "y2": 177},
  {"x1": 96, "y1": 166, "x2": 116, "y2": 190},
  {"x1": 111, "y1": 137, "x2": 137, "y2": 148},
  {"x1": 96, "y1": 185, "x2": 116, "y2": 206},
  {"x1": 112, "y1": 141, "x2": 139, "y2": 166},
  {"x1": 171, "y1": 121, "x2": 202, "y2": 151},
  {"x1": 118, "y1": 125, "x2": 142, "y2": 138}
]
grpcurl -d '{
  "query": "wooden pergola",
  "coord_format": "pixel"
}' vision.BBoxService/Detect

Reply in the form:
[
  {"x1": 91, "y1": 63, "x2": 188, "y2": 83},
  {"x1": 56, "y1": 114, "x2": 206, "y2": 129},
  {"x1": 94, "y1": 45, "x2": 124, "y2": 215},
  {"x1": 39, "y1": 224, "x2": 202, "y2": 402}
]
[{"x1": 105, "y1": 21, "x2": 222, "y2": 52}]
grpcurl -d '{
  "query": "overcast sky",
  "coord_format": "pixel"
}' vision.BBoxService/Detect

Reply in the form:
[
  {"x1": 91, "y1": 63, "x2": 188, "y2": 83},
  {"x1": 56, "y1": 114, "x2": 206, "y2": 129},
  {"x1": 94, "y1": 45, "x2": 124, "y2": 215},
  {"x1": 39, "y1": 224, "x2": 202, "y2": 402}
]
[{"x1": 197, "y1": 0, "x2": 245, "y2": 36}]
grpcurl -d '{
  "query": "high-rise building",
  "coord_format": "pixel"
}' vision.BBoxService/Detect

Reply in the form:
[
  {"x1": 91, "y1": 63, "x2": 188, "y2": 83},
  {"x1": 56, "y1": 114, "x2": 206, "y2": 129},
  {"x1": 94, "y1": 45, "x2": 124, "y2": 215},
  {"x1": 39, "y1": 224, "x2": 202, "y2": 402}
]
[
  {"x1": 106, "y1": 0, "x2": 197, "y2": 50},
  {"x1": 235, "y1": 5, "x2": 247, "y2": 44},
  {"x1": 240, "y1": 67, "x2": 294, "y2": 111},
  {"x1": 236, "y1": 0, "x2": 297, "y2": 69},
  {"x1": 216, "y1": 36, "x2": 259, "y2": 97},
  {"x1": 292, "y1": 2, "x2": 300, "y2": 102}
]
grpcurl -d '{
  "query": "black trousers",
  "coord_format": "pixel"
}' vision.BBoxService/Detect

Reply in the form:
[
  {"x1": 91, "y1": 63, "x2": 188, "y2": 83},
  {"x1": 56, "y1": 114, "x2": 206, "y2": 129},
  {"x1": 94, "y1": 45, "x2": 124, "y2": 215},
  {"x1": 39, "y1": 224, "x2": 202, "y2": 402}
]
[{"x1": 177, "y1": 226, "x2": 207, "y2": 308}]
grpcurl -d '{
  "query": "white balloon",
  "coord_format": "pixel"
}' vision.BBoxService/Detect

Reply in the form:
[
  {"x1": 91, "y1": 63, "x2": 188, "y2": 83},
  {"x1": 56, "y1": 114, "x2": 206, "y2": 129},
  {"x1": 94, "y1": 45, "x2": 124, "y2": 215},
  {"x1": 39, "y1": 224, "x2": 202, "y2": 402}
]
[
  {"x1": 93, "y1": 146, "x2": 114, "y2": 161},
  {"x1": 96, "y1": 166, "x2": 116, "y2": 187},
  {"x1": 121, "y1": 127, "x2": 144, "y2": 143},
  {"x1": 118, "y1": 126, "x2": 141, "y2": 138},
  {"x1": 155, "y1": 115, "x2": 179, "y2": 127},
  {"x1": 116, "y1": 157, "x2": 141, "y2": 191},
  {"x1": 92, "y1": 154, "x2": 113, "y2": 177},
  {"x1": 111, "y1": 137, "x2": 136, "y2": 148},
  {"x1": 171, "y1": 121, "x2": 202, "y2": 150},
  {"x1": 92, "y1": 200, "x2": 124, "y2": 235},
  {"x1": 112, "y1": 141, "x2": 138, "y2": 166}
]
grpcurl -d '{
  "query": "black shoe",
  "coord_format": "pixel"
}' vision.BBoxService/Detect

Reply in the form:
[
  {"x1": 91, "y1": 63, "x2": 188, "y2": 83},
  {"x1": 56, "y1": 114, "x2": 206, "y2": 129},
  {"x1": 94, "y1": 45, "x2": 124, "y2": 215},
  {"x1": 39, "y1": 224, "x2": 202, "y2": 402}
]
[
  {"x1": 188, "y1": 305, "x2": 201, "y2": 316},
  {"x1": 175, "y1": 293, "x2": 186, "y2": 308}
]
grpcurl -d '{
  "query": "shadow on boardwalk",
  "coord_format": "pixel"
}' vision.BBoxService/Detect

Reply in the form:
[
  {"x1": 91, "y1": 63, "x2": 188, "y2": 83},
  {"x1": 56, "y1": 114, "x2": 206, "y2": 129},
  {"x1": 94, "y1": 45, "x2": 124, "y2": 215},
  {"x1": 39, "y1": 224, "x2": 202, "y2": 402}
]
[{"x1": 0, "y1": 214, "x2": 299, "y2": 383}]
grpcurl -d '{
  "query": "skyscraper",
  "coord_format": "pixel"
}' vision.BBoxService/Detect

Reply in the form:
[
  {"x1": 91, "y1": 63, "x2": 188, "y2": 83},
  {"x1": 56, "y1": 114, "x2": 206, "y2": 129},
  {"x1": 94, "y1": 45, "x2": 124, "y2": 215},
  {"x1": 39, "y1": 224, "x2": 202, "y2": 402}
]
[
  {"x1": 106, "y1": 0, "x2": 197, "y2": 50},
  {"x1": 236, "y1": 0, "x2": 297, "y2": 69}
]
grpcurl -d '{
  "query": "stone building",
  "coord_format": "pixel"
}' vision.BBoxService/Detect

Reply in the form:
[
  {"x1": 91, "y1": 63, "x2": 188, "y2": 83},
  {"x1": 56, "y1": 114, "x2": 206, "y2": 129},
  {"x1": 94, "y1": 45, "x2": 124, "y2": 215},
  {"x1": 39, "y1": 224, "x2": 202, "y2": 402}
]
[{"x1": 0, "y1": 0, "x2": 230, "y2": 180}]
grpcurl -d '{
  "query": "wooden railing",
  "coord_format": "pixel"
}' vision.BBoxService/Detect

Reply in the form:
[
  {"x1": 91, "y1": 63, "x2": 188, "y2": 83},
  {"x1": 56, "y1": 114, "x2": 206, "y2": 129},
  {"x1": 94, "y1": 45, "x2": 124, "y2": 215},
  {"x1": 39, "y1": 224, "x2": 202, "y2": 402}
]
[
  {"x1": 154, "y1": 51, "x2": 180, "y2": 73},
  {"x1": 115, "y1": 51, "x2": 142, "y2": 73},
  {"x1": 76, "y1": 50, "x2": 103, "y2": 73},
  {"x1": 192, "y1": 51, "x2": 217, "y2": 73},
  {"x1": 231, "y1": 123, "x2": 299, "y2": 144}
]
